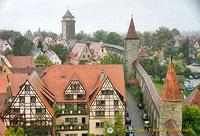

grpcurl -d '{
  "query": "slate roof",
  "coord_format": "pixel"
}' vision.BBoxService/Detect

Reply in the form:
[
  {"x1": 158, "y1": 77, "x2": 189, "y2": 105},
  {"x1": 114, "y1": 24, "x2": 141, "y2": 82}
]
[
  {"x1": 160, "y1": 62, "x2": 182, "y2": 101},
  {"x1": 164, "y1": 119, "x2": 183, "y2": 136},
  {"x1": 139, "y1": 47, "x2": 149, "y2": 57},
  {"x1": 63, "y1": 10, "x2": 74, "y2": 18},
  {"x1": 183, "y1": 89, "x2": 200, "y2": 108},
  {"x1": 70, "y1": 43, "x2": 87, "y2": 60},
  {"x1": 126, "y1": 17, "x2": 138, "y2": 39},
  {"x1": 42, "y1": 65, "x2": 126, "y2": 105},
  {"x1": 6, "y1": 55, "x2": 35, "y2": 68}
]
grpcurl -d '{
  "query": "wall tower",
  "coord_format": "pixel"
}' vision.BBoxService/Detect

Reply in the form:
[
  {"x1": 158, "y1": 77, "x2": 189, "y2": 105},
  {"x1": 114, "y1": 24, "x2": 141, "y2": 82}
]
[
  {"x1": 62, "y1": 10, "x2": 75, "y2": 42},
  {"x1": 124, "y1": 16, "x2": 139, "y2": 76}
]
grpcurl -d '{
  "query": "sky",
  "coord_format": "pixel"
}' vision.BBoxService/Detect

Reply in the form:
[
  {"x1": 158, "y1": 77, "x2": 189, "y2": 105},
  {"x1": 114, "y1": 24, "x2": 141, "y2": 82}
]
[{"x1": 0, "y1": 0, "x2": 200, "y2": 35}]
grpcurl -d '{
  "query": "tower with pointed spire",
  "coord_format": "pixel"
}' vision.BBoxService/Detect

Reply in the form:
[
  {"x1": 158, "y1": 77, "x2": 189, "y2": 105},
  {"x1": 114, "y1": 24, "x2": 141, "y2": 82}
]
[
  {"x1": 37, "y1": 27, "x2": 42, "y2": 38},
  {"x1": 62, "y1": 10, "x2": 75, "y2": 42},
  {"x1": 124, "y1": 16, "x2": 139, "y2": 75},
  {"x1": 159, "y1": 61, "x2": 182, "y2": 136}
]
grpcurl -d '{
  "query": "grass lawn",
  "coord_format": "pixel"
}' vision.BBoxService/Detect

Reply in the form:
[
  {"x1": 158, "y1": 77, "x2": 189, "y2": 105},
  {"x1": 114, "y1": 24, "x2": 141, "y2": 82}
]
[
  {"x1": 183, "y1": 89, "x2": 190, "y2": 97},
  {"x1": 151, "y1": 77, "x2": 164, "y2": 95}
]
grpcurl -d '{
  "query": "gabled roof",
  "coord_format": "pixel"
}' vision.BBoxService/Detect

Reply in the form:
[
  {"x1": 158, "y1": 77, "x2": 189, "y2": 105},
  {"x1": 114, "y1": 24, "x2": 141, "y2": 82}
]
[
  {"x1": 45, "y1": 50, "x2": 58, "y2": 59},
  {"x1": 164, "y1": 119, "x2": 182, "y2": 136},
  {"x1": 70, "y1": 43, "x2": 87, "y2": 60},
  {"x1": 160, "y1": 62, "x2": 182, "y2": 101},
  {"x1": 27, "y1": 71, "x2": 54, "y2": 117},
  {"x1": 0, "y1": 119, "x2": 7, "y2": 135},
  {"x1": 183, "y1": 89, "x2": 200, "y2": 108},
  {"x1": 89, "y1": 42, "x2": 104, "y2": 56},
  {"x1": 0, "y1": 74, "x2": 8, "y2": 93},
  {"x1": 63, "y1": 10, "x2": 74, "y2": 18},
  {"x1": 6, "y1": 55, "x2": 35, "y2": 68},
  {"x1": 42, "y1": 65, "x2": 126, "y2": 103},
  {"x1": 126, "y1": 17, "x2": 138, "y2": 39},
  {"x1": 139, "y1": 47, "x2": 149, "y2": 57}
]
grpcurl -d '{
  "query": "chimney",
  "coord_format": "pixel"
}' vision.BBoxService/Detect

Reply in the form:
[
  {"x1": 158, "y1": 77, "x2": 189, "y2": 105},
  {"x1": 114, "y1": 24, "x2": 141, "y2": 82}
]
[{"x1": 100, "y1": 71, "x2": 104, "y2": 82}]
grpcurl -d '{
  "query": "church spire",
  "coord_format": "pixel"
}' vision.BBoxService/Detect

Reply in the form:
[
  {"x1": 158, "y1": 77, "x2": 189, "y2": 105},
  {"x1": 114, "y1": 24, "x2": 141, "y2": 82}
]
[
  {"x1": 126, "y1": 16, "x2": 138, "y2": 39},
  {"x1": 37, "y1": 27, "x2": 42, "y2": 37},
  {"x1": 160, "y1": 61, "x2": 182, "y2": 101}
]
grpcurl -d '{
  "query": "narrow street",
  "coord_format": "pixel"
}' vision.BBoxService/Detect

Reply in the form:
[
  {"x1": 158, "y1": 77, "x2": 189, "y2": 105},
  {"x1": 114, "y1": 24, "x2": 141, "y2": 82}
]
[{"x1": 126, "y1": 89, "x2": 152, "y2": 136}]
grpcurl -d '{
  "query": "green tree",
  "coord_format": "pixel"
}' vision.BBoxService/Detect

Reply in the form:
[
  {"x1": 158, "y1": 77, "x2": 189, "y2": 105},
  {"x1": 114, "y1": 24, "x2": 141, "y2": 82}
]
[
  {"x1": 105, "y1": 32, "x2": 124, "y2": 46},
  {"x1": 182, "y1": 105, "x2": 200, "y2": 136},
  {"x1": 162, "y1": 40, "x2": 175, "y2": 58},
  {"x1": 142, "y1": 32, "x2": 152, "y2": 48},
  {"x1": 76, "y1": 31, "x2": 92, "y2": 41},
  {"x1": 49, "y1": 44, "x2": 69, "y2": 63},
  {"x1": 12, "y1": 37, "x2": 33, "y2": 56},
  {"x1": 37, "y1": 40, "x2": 43, "y2": 51},
  {"x1": 5, "y1": 127, "x2": 24, "y2": 136},
  {"x1": 100, "y1": 53, "x2": 123, "y2": 64},
  {"x1": 173, "y1": 60, "x2": 185, "y2": 75},
  {"x1": 0, "y1": 30, "x2": 22, "y2": 41},
  {"x1": 34, "y1": 54, "x2": 53, "y2": 67},
  {"x1": 24, "y1": 30, "x2": 33, "y2": 40},
  {"x1": 184, "y1": 68, "x2": 191, "y2": 78},
  {"x1": 179, "y1": 38, "x2": 190, "y2": 59},
  {"x1": 171, "y1": 28, "x2": 180, "y2": 36},
  {"x1": 93, "y1": 30, "x2": 107, "y2": 42}
]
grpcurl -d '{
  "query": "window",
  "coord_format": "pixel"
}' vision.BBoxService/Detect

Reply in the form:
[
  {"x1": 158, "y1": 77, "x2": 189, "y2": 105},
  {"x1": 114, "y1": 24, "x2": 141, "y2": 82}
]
[
  {"x1": 77, "y1": 94, "x2": 85, "y2": 100},
  {"x1": 65, "y1": 104, "x2": 70, "y2": 109},
  {"x1": 114, "y1": 100, "x2": 118, "y2": 106},
  {"x1": 65, "y1": 94, "x2": 73, "y2": 100},
  {"x1": 11, "y1": 108, "x2": 20, "y2": 113},
  {"x1": 36, "y1": 108, "x2": 45, "y2": 114},
  {"x1": 71, "y1": 84, "x2": 79, "y2": 90},
  {"x1": 10, "y1": 120, "x2": 20, "y2": 125},
  {"x1": 96, "y1": 135, "x2": 104, "y2": 136},
  {"x1": 102, "y1": 48, "x2": 104, "y2": 52},
  {"x1": 65, "y1": 134, "x2": 78, "y2": 136},
  {"x1": 96, "y1": 122, "x2": 104, "y2": 128},
  {"x1": 96, "y1": 111, "x2": 104, "y2": 117},
  {"x1": 96, "y1": 100, "x2": 105, "y2": 106},
  {"x1": 83, "y1": 55, "x2": 85, "y2": 58},
  {"x1": 102, "y1": 90, "x2": 113, "y2": 95},
  {"x1": 25, "y1": 85, "x2": 30, "y2": 91},
  {"x1": 86, "y1": 48, "x2": 88, "y2": 52},
  {"x1": 31, "y1": 96, "x2": 36, "y2": 103},
  {"x1": 88, "y1": 55, "x2": 90, "y2": 58},
  {"x1": 65, "y1": 117, "x2": 78, "y2": 123},
  {"x1": 77, "y1": 104, "x2": 86, "y2": 109},
  {"x1": 19, "y1": 96, "x2": 25, "y2": 103},
  {"x1": 115, "y1": 110, "x2": 119, "y2": 115}
]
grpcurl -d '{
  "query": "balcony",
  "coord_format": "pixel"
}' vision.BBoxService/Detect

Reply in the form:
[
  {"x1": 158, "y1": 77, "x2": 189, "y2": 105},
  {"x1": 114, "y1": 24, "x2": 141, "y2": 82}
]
[
  {"x1": 56, "y1": 109, "x2": 88, "y2": 116},
  {"x1": 56, "y1": 124, "x2": 88, "y2": 131}
]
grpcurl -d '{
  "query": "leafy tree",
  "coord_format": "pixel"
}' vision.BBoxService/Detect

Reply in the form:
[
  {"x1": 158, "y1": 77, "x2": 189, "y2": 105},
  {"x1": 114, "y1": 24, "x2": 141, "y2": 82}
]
[
  {"x1": 178, "y1": 52, "x2": 184, "y2": 59},
  {"x1": 33, "y1": 31, "x2": 58, "y2": 40},
  {"x1": 173, "y1": 60, "x2": 186, "y2": 75},
  {"x1": 162, "y1": 40, "x2": 175, "y2": 58},
  {"x1": 49, "y1": 44, "x2": 69, "y2": 63},
  {"x1": 76, "y1": 31, "x2": 92, "y2": 41},
  {"x1": 184, "y1": 68, "x2": 191, "y2": 78},
  {"x1": 171, "y1": 28, "x2": 180, "y2": 36},
  {"x1": 105, "y1": 32, "x2": 124, "y2": 46},
  {"x1": 34, "y1": 54, "x2": 53, "y2": 67},
  {"x1": 24, "y1": 30, "x2": 33, "y2": 40},
  {"x1": 37, "y1": 40, "x2": 43, "y2": 51},
  {"x1": 93, "y1": 30, "x2": 107, "y2": 42},
  {"x1": 182, "y1": 105, "x2": 200, "y2": 136},
  {"x1": 100, "y1": 53, "x2": 123, "y2": 64},
  {"x1": 196, "y1": 52, "x2": 200, "y2": 64},
  {"x1": 0, "y1": 30, "x2": 22, "y2": 41},
  {"x1": 142, "y1": 32, "x2": 152, "y2": 48},
  {"x1": 5, "y1": 127, "x2": 24, "y2": 136},
  {"x1": 179, "y1": 38, "x2": 190, "y2": 59},
  {"x1": 12, "y1": 37, "x2": 33, "y2": 56}
]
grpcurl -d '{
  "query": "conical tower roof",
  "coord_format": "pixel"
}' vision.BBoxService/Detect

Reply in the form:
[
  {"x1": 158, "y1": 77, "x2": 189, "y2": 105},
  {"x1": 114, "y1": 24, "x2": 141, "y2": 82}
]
[
  {"x1": 126, "y1": 17, "x2": 138, "y2": 39},
  {"x1": 63, "y1": 10, "x2": 74, "y2": 18},
  {"x1": 160, "y1": 62, "x2": 182, "y2": 101}
]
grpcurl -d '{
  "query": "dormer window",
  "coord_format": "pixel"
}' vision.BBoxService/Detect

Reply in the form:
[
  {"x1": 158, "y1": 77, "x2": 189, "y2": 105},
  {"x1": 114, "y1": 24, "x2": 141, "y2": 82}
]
[
  {"x1": 25, "y1": 85, "x2": 30, "y2": 91},
  {"x1": 71, "y1": 83, "x2": 79, "y2": 90},
  {"x1": 102, "y1": 90, "x2": 113, "y2": 95}
]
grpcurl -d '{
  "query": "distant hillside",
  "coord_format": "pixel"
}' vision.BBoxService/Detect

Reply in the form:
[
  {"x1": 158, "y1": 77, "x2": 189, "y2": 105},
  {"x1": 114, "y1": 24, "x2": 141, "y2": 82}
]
[{"x1": 181, "y1": 31, "x2": 200, "y2": 37}]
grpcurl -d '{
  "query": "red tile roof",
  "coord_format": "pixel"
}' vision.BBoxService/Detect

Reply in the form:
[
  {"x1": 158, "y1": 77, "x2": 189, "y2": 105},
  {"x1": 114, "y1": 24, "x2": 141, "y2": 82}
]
[
  {"x1": 126, "y1": 17, "x2": 138, "y2": 39},
  {"x1": 89, "y1": 42, "x2": 104, "y2": 57},
  {"x1": 160, "y1": 62, "x2": 182, "y2": 101},
  {"x1": 70, "y1": 43, "x2": 87, "y2": 60},
  {"x1": 42, "y1": 65, "x2": 126, "y2": 104},
  {"x1": 139, "y1": 47, "x2": 149, "y2": 57},
  {"x1": 183, "y1": 89, "x2": 200, "y2": 108},
  {"x1": 0, "y1": 74, "x2": 8, "y2": 93},
  {"x1": 0, "y1": 93, "x2": 7, "y2": 113},
  {"x1": 7, "y1": 74, "x2": 28, "y2": 96},
  {"x1": 63, "y1": 10, "x2": 74, "y2": 18},
  {"x1": 27, "y1": 71, "x2": 55, "y2": 117},
  {"x1": 0, "y1": 119, "x2": 7, "y2": 135},
  {"x1": 164, "y1": 119, "x2": 182, "y2": 136},
  {"x1": 7, "y1": 55, "x2": 35, "y2": 68}
]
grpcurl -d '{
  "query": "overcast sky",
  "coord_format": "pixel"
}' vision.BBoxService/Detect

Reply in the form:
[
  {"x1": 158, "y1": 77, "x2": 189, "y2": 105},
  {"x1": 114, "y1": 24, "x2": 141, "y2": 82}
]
[{"x1": 0, "y1": 0, "x2": 200, "y2": 35}]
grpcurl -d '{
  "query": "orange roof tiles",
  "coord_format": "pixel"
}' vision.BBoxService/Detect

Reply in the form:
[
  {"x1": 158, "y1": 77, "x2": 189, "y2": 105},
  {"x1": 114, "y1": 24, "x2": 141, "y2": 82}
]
[
  {"x1": 42, "y1": 65, "x2": 126, "y2": 104},
  {"x1": 70, "y1": 43, "x2": 87, "y2": 60},
  {"x1": 183, "y1": 89, "x2": 200, "y2": 108},
  {"x1": 0, "y1": 74, "x2": 8, "y2": 93},
  {"x1": 160, "y1": 62, "x2": 182, "y2": 101},
  {"x1": 164, "y1": 119, "x2": 182, "y2": 136},
  {"x1": 0, "y1": 119, "x2": 7, "y2": 135},
  {"x1": 126, "y1": 17, "x2": 139, "y2": 39},
  {"x1": 89, "y1": 42, "x2": 104, "y2": 57},
  {"x1": 139, "y1": 47, "x2": 149, "y2": 57},
  {"x1": 7, "y1": 55, "x2": 35, "y2": 68}
]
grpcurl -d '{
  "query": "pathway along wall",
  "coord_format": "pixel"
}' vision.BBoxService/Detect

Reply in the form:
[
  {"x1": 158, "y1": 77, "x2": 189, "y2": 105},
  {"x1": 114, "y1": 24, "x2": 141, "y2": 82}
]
[{"x1": 133, "y1": 60, "x2": 160, "y2": 135}]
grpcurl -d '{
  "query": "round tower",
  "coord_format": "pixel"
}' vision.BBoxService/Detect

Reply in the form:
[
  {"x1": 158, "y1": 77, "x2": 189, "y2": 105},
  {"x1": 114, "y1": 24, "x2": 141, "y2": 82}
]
[{"x1": 62, "y1": 10, "x2": 75, "y2": 42}]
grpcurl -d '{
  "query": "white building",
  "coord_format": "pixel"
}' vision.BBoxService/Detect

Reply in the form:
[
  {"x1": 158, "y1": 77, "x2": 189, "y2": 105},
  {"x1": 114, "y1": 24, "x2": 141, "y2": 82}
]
[
  {"x1": 0, "y1": 39, "x2": 12, "y2": 52},
  {"x1": 45, "y1": 50, "x2": 62, "y2": 65}
]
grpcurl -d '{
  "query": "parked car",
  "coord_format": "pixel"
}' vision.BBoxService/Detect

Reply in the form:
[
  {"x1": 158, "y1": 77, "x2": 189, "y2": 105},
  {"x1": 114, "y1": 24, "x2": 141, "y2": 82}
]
[
  {"x1": 126, "y1": 117, "x2": 131, "y2": 124},
  {"x1": 193, "y1": 75, "x2": 199, "y2": 79},
  {"x1": 125, "y1": 109, "x2": 129, "y2": 117},
  {"x1": 126, "y1": 125, "x2": 134, "y2": 136},
  {"x1": 144, "y1": 120, "x2": 150, "y2": 128},
  {"x1": 192, "y1": 63, "x2": 200, "y2": 66},
  {"x1": 189, "y1": 75, "x2": 193, "y2": 79},
  {"x1": 186, "y1": 82, "x2": 194, "y2": 92},
  {"x1": 138, "y1": 104, "x2": 144, "y2": 109},
  {"x1": 141, "y1": 113, "x2": 148, "y2": 121}
]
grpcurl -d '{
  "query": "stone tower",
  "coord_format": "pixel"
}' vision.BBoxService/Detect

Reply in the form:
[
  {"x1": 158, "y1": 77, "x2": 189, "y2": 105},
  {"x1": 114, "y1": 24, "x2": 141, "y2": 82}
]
[
  {"x1": 159, "y1": 61, "x2": 183, "y2": 136},
  {"x1": 124, "y1": 16, "x2": 139, "y2": 76},
  {"x1": 62, "y1": 10, "x2": 75, "y2": 42}
]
